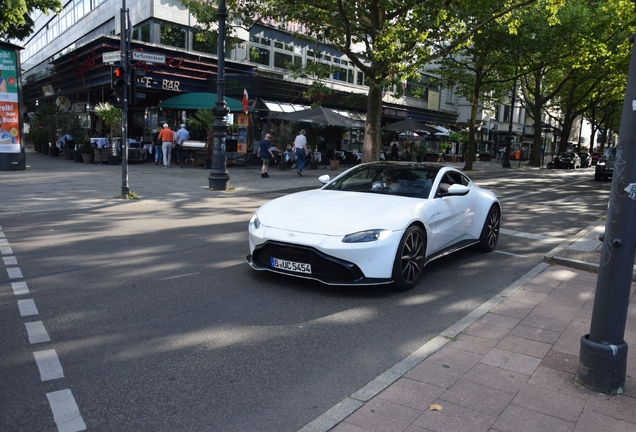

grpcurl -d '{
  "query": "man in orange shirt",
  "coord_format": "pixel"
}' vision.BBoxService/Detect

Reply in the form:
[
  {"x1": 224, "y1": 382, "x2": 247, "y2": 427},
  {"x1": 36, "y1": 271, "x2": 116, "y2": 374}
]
[{"x1": 158, "y1": 123, "x2": 174, "y2": 168}]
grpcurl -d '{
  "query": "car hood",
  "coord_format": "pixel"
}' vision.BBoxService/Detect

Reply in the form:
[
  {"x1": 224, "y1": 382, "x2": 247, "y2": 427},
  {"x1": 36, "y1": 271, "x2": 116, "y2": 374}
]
[{"x1": 256, "y1": 190, "x2": 434, "y2": 235}]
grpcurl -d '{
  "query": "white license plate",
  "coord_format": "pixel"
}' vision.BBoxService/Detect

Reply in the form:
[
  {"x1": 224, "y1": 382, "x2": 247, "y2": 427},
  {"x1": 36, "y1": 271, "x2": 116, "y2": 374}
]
[{"x1": 270, "y1": 257, "x2": 312, "y2": 274}]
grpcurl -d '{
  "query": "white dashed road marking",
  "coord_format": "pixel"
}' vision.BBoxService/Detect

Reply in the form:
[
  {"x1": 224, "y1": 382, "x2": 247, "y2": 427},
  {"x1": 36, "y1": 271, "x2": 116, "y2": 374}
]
[
  {"x1": 494, "y1": 250, "x2": 528, "y2": 258},
  {"x1": 47, "y1": 389, "x2": 87, "y2": 432},
  {"x1": 18, "y1": 298, "x2": 39, "y2": 316},
  {"x1": 7, "y1": 267, "x2": 23, "y2": 278},
  {"x1": 25, "y1": 321, "x2": 51, "y2": 344},
  {"x1": 11, "y1": 281, "x2": 29, "y2": 295},
  {"x1": 33, "y1": 349, "x2": 65, "y2": 381},
  {"x1": 500, "y1": 228, "x2": 563, "y2": 243}
]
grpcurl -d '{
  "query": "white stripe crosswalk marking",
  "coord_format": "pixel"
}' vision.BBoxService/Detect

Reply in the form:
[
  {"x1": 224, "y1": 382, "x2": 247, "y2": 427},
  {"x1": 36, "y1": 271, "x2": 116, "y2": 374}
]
[
  {"x1": 25, "y1": 321, "x2": 51, "y2": 344},
  {"x1": 499, "y1": 228, "x2": 563, "y2": 242},
  {"x1": 0, "y1": 246, "x2": 13, "y2": 255},
  {"x1": 46, "y1": 389, "x2": 87, "y2": 432},
  {"x1": 3, "y1": 256, "x2": 17, "y2": 265},
  {"x1": 33, "y1": 349, "x2": 64, "y2": 381}
]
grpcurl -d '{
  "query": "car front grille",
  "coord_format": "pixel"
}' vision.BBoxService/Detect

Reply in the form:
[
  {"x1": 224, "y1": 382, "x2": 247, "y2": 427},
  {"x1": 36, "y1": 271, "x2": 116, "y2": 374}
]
[{"x1": 252, "y1": 241, "x2": 365, "y2": 284}]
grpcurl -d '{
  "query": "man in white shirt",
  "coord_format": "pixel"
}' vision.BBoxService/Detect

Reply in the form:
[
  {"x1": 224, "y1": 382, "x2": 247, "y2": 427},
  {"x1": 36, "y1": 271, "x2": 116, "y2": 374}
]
[{"x1": 293, "y1": 129, "x2": 308, "y2": 176}]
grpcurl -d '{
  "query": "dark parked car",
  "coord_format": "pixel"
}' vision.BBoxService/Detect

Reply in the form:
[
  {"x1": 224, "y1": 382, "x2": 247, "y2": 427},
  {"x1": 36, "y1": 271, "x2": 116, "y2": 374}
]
[
  {"x1": 547, "y1": 152, "x2": 581, "y2": 169},
  {"x1": 577, "y1": 152, "x2": 591, "y2": 168},
  {"x1": 591, "y1": 152, "x2": 602, "y2": 165},
  {"x1": 595, "y1": 147, "x2": 616, "y2": 181}
]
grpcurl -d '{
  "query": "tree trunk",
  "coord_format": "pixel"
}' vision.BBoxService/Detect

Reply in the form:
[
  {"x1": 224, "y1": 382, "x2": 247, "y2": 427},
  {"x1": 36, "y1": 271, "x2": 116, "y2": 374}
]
[
  {"x1": 463, "y1": 83, "x2": 480, "y2": 171},
  {"x1": 362, "y1": 81, "x2": 383, "y2": 163},
  {"x1": 528, "y1": 97, "x2": 543, "y2": 167}
]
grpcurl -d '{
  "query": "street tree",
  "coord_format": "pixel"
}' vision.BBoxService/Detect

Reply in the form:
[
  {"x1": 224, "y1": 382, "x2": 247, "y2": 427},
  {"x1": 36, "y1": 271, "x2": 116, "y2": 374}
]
[
  {"x1": 183, "y1": 0, "x2": 552, "y2": 162},
  {"x1": 1, "y1": 0, "x2": 61, "y2": 41}
]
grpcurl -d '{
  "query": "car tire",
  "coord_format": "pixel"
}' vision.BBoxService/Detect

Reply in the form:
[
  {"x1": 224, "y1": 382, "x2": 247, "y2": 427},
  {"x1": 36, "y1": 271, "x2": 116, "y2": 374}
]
[
  {"x1": 392, "y1": 225, "x2": 426, "y2": 291},
  {"x1": 476, "y1": 205, "x2": 501, "y2": 252}
]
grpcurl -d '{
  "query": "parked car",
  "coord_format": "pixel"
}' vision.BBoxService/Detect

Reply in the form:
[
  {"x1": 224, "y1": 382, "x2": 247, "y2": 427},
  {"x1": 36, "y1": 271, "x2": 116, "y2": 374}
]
[
  {"x1": 591, "y1": 152, "x2": 603, "y2": 165},
  {"x1": 577, "y1": 152, "x2": 591, "y2": 168},
  {"x1": 546, "y1": 152, "x2": 581, "y2": 169},
  {"x1": 247, "y1": 162, "x2": 500, "y2": 291},
  {"x1": 595, "y1": 147, "x2": 616, "y2": 181}
]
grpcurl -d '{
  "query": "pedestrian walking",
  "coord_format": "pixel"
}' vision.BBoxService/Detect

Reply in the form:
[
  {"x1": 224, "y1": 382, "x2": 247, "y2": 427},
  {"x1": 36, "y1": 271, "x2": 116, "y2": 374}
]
[
  {"x1": 153, "y1": 127, "x2": 162, "y2": 165},
  {"x1": 158, "y1": 123, "x2": 174, "y2": 168},
  {"x1": 390, "y1": 137, "x2": 399, "y2": 161},
  {"x1": 174, "y1": 123, "x2": 190, "y2": 166},
  {"x1": 293, "y1": 129, "x2": 308, "y2": 176},
  {"x1": 259, "y1": 133, "x2": 275, "y2": 178}
]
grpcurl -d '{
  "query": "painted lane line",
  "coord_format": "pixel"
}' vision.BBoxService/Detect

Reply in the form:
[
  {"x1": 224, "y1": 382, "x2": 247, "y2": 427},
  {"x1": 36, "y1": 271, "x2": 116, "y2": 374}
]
[
  {"x1": 499, "y1": 228, "x2": 564, "y2": 242},
  {"x1": 18, "y1": 298, "x2": 39, "y2": 316},
  {"x1": 3, "y1": 256, "x2": 17, "y2": 265},
  {"x1": 11, "y1": 281, "x2": 29, "y2": 295},
  {"x1": 46, "y1": 389, "x2": 87, "y2": 432},
  {"x1": 25, "y1": 321, "x2": 51, "y2": 344},
  {"x1": 7, "y1": 267, "x2": 23, "y2": 279},
  {"x1": 33, "y1": 349, "x2": 64, "y2": 381}
]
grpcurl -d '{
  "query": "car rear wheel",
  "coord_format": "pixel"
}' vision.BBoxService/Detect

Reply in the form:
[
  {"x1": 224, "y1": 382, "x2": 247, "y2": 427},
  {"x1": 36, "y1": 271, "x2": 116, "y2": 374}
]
[
  {"x1": 477, "y1": 205, "x2": 501, "y2": 252},
  {"x1": 392, "y1": 225, "x2": 426, "y2": 291}
]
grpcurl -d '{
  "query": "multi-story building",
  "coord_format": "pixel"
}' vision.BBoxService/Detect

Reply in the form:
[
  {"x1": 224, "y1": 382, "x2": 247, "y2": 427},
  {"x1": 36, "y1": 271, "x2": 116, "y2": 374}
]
[{"x1": 18, "y1": 0, "x2": 459, "y2": 152}]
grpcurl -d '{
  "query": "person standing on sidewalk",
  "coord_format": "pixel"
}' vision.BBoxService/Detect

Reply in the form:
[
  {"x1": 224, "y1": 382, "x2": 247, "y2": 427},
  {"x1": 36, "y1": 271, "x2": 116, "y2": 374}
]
[
  {"x1": 174, "y1": 123, "x2": 190, "y2": 166},
  {"x1": 293, "y1": 129, "x2": 308, "y2": 176},
  {"x1": 158, "y1": 123, "x2": 174, "y2": 168},
  {"x1": 259, "y1": 134, "x2": 274, "y2": 178}
]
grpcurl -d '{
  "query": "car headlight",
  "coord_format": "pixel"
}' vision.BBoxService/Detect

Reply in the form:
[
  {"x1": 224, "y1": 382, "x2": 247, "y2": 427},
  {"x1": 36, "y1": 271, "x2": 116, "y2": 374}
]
[
  {"x1": 249, "y1": 213, "x2": 261, "y2": 230},
  {"x1": 597, "y1": 161, "x2": 605, "y2": 166},
  {"x1": 342, "y1": 229, "x2": 391, "y2": 243}
]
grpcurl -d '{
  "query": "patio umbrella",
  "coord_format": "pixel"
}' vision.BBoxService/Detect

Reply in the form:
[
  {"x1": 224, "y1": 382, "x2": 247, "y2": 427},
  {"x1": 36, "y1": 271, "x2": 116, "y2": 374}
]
[
  {"x1": 275, "y1": 106, "x2": 363, "y2": 127},
  {"x1": 158, "y1": 92, "x2": 244, "y2": 112},
  {"x1": 385, "y1": 119, "x2": 439, "y2": 135}
]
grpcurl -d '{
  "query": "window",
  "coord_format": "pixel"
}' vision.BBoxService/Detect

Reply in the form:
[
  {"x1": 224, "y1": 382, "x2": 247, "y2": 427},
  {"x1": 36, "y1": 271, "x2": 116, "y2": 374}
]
[
  {"x1": 133, "y1": 23, "x2": 151, "y2": 43},
  {"x1": 274, "y1": 52, "x2": 292, "y2": 69},
  {"x1": 250, "y1": 46, "x2": 270, "y2": 66},
  {"x1": 357, "y1": 71, "x2": 368, "y2": 86},
  {"x1": 274, "y1": 41, "x2": 283, "y2": 49},
  {"x1": 193, "y1": 29, "x2": 217, "y2": 54},
  {"x1": 161, "y1": 25, "x2": 186, "y2": 49}
]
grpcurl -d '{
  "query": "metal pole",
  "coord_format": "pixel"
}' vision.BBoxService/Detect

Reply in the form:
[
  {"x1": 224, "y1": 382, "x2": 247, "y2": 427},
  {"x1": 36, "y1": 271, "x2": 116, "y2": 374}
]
[
  {"x1": 208, "y1": 0, "x2": 230, "y2": 190},
  {"x1": 120, "y1": 2, "x2": 129, "y2": 195},
  {"x1": 578, "y1": 14, "x2": 636, "y2": 393}
]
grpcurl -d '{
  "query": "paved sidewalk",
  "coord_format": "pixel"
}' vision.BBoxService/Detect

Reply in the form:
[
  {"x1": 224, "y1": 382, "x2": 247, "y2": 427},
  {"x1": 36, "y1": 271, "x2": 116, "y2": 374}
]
[{"x1": 300, "y1": 223, "x2": 636, "y2": 432}]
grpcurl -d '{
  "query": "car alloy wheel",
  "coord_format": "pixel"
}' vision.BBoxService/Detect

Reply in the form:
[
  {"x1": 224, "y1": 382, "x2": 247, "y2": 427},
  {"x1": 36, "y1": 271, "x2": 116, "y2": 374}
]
[
  {"x1": 477, "y1": 205, "x2": 501, "y2": 252},
  {"x1": 392, "y1": 225, "x2": 426, "y2": 291}
]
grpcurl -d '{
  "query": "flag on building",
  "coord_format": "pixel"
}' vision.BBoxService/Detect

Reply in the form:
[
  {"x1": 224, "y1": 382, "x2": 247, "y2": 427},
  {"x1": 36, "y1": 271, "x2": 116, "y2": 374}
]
[{"x1": 242, "y1": 89, "x2": 249, "y2": 113}]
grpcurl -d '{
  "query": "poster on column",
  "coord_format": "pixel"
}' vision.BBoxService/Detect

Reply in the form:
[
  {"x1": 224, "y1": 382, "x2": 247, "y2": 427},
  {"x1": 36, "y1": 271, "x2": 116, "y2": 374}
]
[{"x1": 0, "y1": 47, "x2": 20, "y2": 154}]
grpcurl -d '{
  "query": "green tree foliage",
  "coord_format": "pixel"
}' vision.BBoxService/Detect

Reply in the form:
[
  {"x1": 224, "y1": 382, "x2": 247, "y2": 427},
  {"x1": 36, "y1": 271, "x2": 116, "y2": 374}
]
[
  {"x1": 182, "y1": 0, "x2": 546, "y2": 162},
  {"x1": 1, "y1": 0, "x2": 61, "y2": 41}
]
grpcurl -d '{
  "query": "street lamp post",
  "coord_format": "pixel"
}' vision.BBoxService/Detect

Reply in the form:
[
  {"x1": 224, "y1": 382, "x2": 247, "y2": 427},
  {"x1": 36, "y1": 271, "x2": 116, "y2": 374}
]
[
  {"x1": 208, "y1": 0, "x2": 230, "y2": 191},
  {"x1": 502, "y1": 76, "x2": 517, "y2": 169},
  {"x1": 577, "y1": 27, "x2": 636, "y2": 393}
]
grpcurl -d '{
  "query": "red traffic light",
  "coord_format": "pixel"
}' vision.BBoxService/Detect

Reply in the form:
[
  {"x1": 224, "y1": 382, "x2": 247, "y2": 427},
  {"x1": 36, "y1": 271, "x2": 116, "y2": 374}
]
[{"x1": 113, "y1": 67, "x2": 124, "y2": 78}]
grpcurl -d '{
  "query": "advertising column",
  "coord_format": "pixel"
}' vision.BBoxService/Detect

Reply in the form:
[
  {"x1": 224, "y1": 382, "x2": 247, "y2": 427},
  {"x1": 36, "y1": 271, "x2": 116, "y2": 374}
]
[{"x1": 0, "y1": 41, "x2": 25, "y2": 170}]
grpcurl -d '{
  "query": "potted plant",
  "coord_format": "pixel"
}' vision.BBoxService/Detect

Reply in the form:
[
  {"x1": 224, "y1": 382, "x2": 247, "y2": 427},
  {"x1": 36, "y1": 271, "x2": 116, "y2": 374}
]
[
  {"x1": 78, "y1": 139, "x2": 93, "y2": 163},
  {"x1": 94, "y1": 102, "x2": 122, "y2": 163}
]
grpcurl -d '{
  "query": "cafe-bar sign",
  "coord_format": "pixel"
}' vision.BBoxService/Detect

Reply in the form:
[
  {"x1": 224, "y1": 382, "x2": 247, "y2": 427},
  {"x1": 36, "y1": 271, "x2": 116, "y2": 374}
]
[{"x1": 0, "y1": 48, "x2": 20, "y2": 153}]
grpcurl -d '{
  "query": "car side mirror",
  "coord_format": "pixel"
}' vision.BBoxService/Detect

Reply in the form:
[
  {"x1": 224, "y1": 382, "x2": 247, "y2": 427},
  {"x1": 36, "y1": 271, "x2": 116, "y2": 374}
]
[
  {"x1": 446, "y1": 184, "x2": 470, "y2": 196},
  {"x1": 318, "y1": 174, "x2": 331, "y2": 185}
]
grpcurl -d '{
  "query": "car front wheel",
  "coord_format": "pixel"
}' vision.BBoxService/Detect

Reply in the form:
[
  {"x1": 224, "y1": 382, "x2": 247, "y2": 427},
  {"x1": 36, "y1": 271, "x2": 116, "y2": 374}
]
[
  {"x1": 392, "y1": 225, "x2": 426, "y2": 291},
  {"x1": 477, "y1": 205, "x2": 501, "y2": 252}
]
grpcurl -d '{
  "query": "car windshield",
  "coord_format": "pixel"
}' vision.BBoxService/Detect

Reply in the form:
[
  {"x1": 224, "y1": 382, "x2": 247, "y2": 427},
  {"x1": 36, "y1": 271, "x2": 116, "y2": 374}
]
[
  {"x1": 602, "y1": 147, "x2": 616, "y2": 160},
  {"x1": 560, "y1": 152, "x2": 576, "y2": 158},
  {"x1": 323, "y1": 163, "x2": 441, "y2": 198}
]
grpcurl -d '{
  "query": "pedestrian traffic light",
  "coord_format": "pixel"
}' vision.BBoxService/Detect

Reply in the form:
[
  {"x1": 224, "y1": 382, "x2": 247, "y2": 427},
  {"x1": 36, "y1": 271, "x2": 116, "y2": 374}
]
[
  {"x1": 112, "y1": 66, "x2": 126, "y2": 93},
  {"x1": 129, "y1": 68, "x2": 146, "y2": 106}
]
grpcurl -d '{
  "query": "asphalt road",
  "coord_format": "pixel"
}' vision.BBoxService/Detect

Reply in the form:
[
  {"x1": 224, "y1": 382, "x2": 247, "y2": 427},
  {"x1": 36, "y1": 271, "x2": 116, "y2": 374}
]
[{"x1": 0, "y1": 165, "x2": 610, "y2": 431}]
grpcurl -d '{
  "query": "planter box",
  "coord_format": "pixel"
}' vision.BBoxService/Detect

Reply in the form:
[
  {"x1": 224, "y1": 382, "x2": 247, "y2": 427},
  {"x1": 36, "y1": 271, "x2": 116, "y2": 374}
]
[
  {"x1": 425, "y1": 153, "x2": 440, "y2": 162},
  {"x1": 445, "y1": 155, "x2": 459, "y2": 162},
  {"x1": 479, "y1": 154, "x2": 492, "y2": 161}
]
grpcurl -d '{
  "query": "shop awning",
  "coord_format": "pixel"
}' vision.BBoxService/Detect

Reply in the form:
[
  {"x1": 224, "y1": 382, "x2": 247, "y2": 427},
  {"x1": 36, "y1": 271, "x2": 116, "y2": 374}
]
[{"x1": 158, "y1": 92, "x2": 244, "y2": 111}]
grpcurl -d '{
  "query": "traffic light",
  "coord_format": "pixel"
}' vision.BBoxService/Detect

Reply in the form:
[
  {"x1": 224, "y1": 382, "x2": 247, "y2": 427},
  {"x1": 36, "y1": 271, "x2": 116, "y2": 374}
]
[
  {"x1": 112, "y1": 66, "x2": 126, "y2": 93},
  {"x1": 129, "y1": 68, "x2": 146, "y2": 106}
]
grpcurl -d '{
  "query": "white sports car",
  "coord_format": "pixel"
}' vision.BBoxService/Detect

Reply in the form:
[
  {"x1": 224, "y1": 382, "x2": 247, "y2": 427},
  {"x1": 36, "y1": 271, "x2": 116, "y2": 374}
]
[{"x1": 247, "y1": 162, "x2": 500, "y2": 290}]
